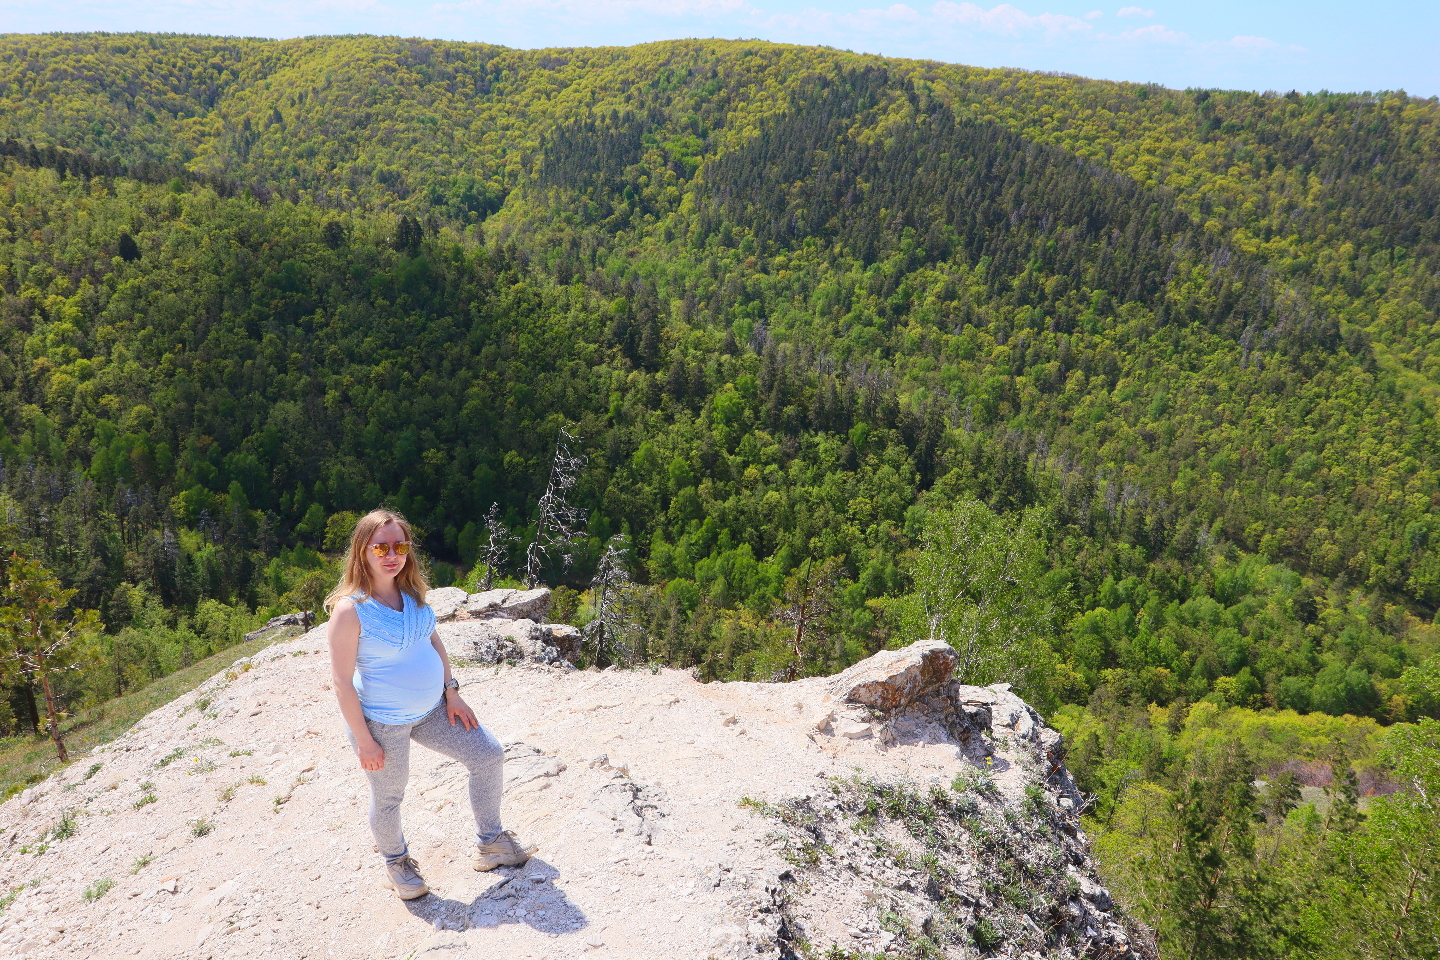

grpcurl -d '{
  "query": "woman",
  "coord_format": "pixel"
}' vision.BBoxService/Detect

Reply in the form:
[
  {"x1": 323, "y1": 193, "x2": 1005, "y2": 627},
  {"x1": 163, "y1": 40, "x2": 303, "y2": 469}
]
[{"x1": 326, "y1": 508, "x2": 536, "y2": 900}]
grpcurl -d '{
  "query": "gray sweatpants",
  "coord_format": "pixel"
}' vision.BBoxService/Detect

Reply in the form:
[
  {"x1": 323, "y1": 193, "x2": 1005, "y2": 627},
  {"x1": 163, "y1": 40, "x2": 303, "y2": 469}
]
[{"x1": 347, "y1": 698, "x2": 504, "y2": 864}]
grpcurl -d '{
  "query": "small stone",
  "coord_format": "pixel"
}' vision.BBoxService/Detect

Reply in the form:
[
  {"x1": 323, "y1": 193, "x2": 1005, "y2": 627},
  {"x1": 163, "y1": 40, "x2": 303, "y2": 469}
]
[
  {"x1": 832, "y1": 718, "x2": 872, "y2": 739},
  {"x1": 586, "y1": 931, "x2": 605, "y2": 948}
]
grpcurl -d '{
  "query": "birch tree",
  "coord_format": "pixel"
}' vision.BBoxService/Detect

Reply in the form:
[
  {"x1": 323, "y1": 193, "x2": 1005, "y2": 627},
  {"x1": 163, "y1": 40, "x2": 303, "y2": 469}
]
[{"x1": 897, "y1": 498, "x2": 1053, "y2": 687}]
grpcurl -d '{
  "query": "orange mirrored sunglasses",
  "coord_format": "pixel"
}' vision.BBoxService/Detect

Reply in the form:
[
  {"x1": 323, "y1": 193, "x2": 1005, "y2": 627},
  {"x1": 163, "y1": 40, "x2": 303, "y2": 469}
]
[{"x1": 369, "y1": 540, "x2": 412, "y2": 558}]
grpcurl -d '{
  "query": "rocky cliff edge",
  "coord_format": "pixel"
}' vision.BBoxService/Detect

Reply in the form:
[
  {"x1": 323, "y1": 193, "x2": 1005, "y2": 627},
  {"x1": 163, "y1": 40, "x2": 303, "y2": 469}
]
[{"x1": 0, "y1": 595, "x2": 1152, "y2": 960}]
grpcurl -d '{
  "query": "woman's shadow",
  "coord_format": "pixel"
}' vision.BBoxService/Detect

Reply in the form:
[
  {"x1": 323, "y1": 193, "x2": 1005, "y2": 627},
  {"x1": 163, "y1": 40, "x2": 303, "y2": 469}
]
[{"x1": 400, "y1": 858, "x2": 589, "y2": 935}]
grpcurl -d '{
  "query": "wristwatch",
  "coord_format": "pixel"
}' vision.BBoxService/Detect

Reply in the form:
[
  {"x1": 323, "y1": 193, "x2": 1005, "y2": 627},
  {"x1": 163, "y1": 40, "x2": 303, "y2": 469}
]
[{"x1": 444, "y1": 678, "x2": 460, "y2": 694}]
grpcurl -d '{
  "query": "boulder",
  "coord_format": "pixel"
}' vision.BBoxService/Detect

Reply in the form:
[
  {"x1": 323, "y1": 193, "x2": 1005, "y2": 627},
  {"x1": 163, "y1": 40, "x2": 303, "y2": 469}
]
[
  {"x1": 437, "y1": 617, "x2": 563, "y2": 666},
  {"x1": 949, "y1": 683, "x2": 1065, "y2": 766},
  {"x1": 827, "y1": 639, "x2": 957, "y2": 711},
  {"x1": 543, "y1": 623, "x2": 583, "y2": 664},
  {"x1": 425, "y1": 586, "x2": 468, "y2": 621},
  {"x1": 243, "y1": 612, "x2": 311, "y2": 644},
  {"x1": 461, "y1": 587, "x2": 552, "y2": 622}
]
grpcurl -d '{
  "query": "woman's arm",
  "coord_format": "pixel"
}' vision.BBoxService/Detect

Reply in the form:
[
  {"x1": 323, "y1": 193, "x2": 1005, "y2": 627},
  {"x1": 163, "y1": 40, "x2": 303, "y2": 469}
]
[
  {"x1": 328, "y1": 600, "x2": 386, "y2": 771},
  {"x1": 431, "y1": 630, "x2": 478, "y2": 731}
]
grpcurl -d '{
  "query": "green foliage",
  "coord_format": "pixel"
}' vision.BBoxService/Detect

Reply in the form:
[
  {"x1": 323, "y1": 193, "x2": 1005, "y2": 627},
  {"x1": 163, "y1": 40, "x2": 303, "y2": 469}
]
[
  {"x1": 0, "y1": 554, "x2": 102, "y2": 760},
  {"x1": 81, "y1": 878, "x2": 114, "y2": 902},
  {"x1": 1162, "y1": 745, "x2": 1277, "y2": 959},
  {"x1": 0, "y1": 40, "x2": 1437, "y2": 952},
  {"x1": 895, "y1": 499, "x2": 1053, "y2": 689}
]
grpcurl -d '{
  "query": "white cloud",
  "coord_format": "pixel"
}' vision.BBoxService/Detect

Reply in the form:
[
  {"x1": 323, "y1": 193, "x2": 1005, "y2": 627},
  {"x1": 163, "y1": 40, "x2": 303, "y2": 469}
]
[
  {"x1": 1117, "y1": 23, "x2": 1184, "y2": 43},
  {"x1": 1084, "y1": 9, "x2": 1102, "y2": 18},
  {"x1": 431, "y1": 0, "x2": 754, "y2": 19},
  {"x1": 929, "y1": 2, "x2": 1092, "y2": 37},
  {"x1": 1116, "y1": 5, "x2": 1153, "y2": 17},
  {"x1": 854, "y1": 3, "x2": 924, "y2": 23}
]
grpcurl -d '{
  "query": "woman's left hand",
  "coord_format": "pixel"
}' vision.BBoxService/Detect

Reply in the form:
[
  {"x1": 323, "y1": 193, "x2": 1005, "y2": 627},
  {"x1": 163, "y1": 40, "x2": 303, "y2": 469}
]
[{"x1": 445, "y1": 691, "x2": 479, "y2": 730}]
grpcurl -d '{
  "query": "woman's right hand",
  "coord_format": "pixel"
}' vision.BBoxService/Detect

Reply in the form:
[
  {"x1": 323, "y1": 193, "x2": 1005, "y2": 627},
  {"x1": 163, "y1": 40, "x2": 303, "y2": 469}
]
[{"x1": 356, "y1": 737, "x2": 385, "y2": 772}]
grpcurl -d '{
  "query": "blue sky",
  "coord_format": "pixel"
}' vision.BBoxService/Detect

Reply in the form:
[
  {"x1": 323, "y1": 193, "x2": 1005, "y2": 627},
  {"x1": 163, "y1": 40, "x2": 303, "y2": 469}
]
[{"x1": 4, "y1": 0, "x2": 1435, "y2": 96}]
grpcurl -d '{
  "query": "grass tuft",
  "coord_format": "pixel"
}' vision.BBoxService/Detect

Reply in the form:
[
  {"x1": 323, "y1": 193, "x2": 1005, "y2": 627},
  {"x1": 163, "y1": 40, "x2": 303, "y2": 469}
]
[{"x1": 82, "y1": 878, "x2": 114, "y2": 902}]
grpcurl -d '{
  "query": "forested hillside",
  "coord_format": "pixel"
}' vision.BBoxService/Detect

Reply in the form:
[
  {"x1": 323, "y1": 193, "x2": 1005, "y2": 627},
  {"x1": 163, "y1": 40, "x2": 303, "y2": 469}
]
[{"x1": 1, "y1": 33, "x2": 1439, "y2": 956}]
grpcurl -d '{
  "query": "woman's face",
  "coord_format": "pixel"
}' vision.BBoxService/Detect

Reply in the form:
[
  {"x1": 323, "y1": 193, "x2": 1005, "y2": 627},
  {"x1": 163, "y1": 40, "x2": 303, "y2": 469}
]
[{"x1": 365, "y1": 521, "x2": 410, "y2": 584}]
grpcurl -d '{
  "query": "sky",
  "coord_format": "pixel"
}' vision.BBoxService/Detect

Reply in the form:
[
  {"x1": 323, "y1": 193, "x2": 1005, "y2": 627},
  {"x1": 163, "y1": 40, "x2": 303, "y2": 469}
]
[{"x1": 2, "y1": 0, "x2": 1435, "y2": 97}]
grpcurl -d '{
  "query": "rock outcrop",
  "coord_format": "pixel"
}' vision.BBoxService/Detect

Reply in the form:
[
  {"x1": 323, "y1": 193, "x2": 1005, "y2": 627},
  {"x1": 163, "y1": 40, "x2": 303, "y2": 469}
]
[
  {"x1": 0, "y1": 636, "x2": 1151, "y2": 960},
  {"x1": 437, "y1": 618, "x2": 572, "y2": 669},
  {"x1": 457, "y1": 588, "x2": 552, "y2": 623},
  {"x1": 428, "y1": 586, "x2": 578, "y2": 668}
]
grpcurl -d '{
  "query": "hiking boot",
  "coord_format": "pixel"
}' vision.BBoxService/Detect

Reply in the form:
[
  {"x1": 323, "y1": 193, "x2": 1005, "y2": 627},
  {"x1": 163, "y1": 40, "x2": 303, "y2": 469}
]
[
  {"x1": 473, "y1": 830, "x2": 538, "y2": 871},
  {"x1": 382, "y1": 856, "x2": 429, "y2": 900}
]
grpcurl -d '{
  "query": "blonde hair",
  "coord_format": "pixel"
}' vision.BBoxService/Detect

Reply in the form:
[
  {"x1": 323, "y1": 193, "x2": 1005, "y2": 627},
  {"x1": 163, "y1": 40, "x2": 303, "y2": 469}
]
[{"x1": 325, "y1": 509, "x2": 430, "y2": 611}]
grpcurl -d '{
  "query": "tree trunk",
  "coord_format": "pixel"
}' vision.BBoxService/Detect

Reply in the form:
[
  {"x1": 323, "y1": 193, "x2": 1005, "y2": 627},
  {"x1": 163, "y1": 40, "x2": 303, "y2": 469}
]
[
  {"x1": 38, "y1": 672, "x2": 67, "y2": 763},
  {"x1": 21, "y1": 680, "x2": 39, "y2": 736},
  {"x1": 786, "y1": 616, "x2": 807, "y2": 682}
]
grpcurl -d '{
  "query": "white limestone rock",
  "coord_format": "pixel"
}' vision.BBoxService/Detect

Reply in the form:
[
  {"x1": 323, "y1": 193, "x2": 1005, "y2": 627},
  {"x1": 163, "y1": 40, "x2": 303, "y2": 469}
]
[
  {"x1": 461, "y1": 587, "x2": 552, "y2": 622},
  {"x1": 425, "y1": 586, "x2": 468, "y2": 621}
]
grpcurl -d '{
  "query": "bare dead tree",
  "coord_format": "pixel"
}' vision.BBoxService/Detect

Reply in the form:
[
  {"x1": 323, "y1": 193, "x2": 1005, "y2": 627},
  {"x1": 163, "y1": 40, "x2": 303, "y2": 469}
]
[
  {"x1": 772, "y1": 556, "x2": 843, "y2": 681},
  {"x1": 478, "y1": 502, "x2": 517, "y2": 591},
  {"x1": 524, "y1": 425, "x2": 588, "y2": 588},
  {"x1": 584, "y1": 536, "x2": 639, "y2": 667}
]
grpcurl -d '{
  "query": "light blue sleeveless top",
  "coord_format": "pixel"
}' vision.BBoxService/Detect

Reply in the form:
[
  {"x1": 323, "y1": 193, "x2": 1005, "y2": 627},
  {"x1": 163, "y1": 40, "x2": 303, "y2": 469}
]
[{"x1": 350, "y1": 591, "x2": 443, "y2": 724}]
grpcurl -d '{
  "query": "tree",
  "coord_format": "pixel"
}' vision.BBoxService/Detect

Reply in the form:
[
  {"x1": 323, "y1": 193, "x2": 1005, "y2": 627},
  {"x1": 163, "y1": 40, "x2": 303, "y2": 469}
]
[
  {"x1": 394, "y1": 214, "x2": 422, "y2": 254},
  {"x1": 321, "y1": 219, "x2": 347, "y2": 248},
  {"x1": 897, "y1": 499, "x2": 1054, "y2": 687},
  {"x1": 772, "y1": 556, "x2": 842, "y2": 680},
  {"x1": 0, "y1": 555, "x2": 100, "y2": 762},
  {"x1": 1161, "y1": 744, "x2": 1279, "y2": 960},
  {"x1": 282, "y1": 568, "x2": 335, "y2": 630},
  {"x1": 524, "y1": 425, "x2": 587, "y2": 588},
  {"x1": 584, "y1": 536, "x2": 638, "y2": 667},
  {"x1": 478, "y1": 503, "x2": 517, "y2": 591}
]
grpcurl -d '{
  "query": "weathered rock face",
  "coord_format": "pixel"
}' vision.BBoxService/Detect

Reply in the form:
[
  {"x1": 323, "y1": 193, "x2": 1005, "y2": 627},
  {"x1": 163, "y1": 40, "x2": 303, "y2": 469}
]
[
  {"x1": 437, "y1": 618, "x2": 572, "y2": 668},
  {"x1": 459, "y1": 588, "x2": 551, "y2": 623},
  {"x1": 541, "y1": 623, "x2": 582, "y2": 664},
  {"x1": 429, "y1": 586, "x2": 578, "y2": 667},
  {"x1": 827, "y1": 638, "x2": 957, "y2": 710},
  {"x1": 783, "y1": 641, "x2": 1143, "y2": 959},
  {"x1": 0, "y1": 635, "x2": 1150, "y2": 960},
  {"x1": 424, "y1": 586, "x2": 469, "y2": 622},
  {"x1": 241, "y1": 612, "x2": 311, "y2": 644}
]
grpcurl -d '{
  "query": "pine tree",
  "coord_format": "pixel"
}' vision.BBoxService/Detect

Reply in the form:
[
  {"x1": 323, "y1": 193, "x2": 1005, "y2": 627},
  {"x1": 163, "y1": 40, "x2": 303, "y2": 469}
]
[
  {"x1": 1163, "y1": 744, "x2": 1279, "y2": 960},
  {"x1": 772, "y1": 556, "x2": 842, "y2": 681},
  {"x1": 0, "y1": 555, "x2": 101, "y2": 762}
]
